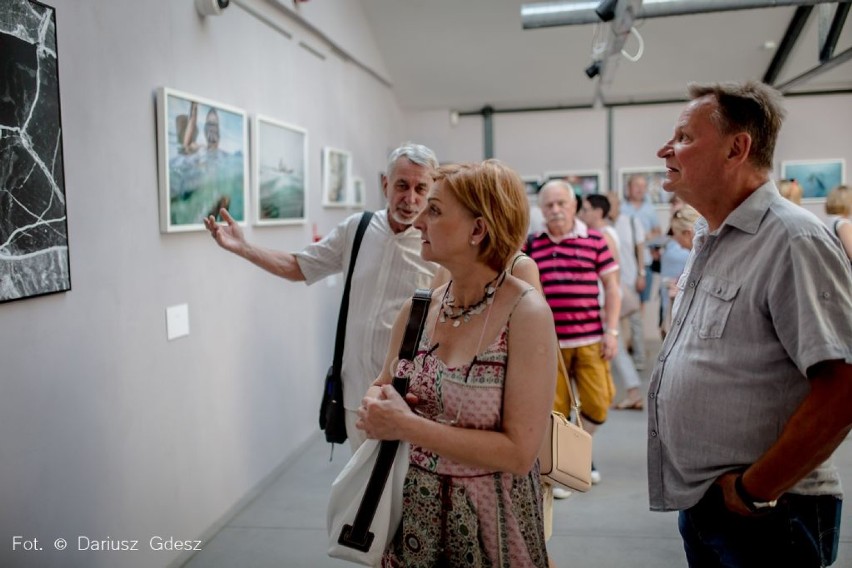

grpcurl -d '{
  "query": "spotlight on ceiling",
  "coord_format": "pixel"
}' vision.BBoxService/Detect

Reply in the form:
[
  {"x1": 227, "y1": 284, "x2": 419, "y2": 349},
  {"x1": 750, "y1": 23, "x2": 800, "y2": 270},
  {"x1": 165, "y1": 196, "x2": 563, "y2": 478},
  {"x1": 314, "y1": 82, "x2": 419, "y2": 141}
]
[
  {"x1": 585, "y1": 61, "x2": 602, "y2": 79},
  {"x1": 195, "y1": 0, "x2": 229, "y2": 17},
  {"x1": 595, "y1": 0, "x2": 618, "y2": 22}
]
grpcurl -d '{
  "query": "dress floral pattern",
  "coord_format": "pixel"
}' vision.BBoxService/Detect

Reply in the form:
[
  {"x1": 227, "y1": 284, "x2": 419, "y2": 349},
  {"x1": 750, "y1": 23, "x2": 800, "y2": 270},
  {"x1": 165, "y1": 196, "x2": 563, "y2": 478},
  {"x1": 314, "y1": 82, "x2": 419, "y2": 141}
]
[{"x1": 382, "y1": 320, "x2": 548, "y2": 568}]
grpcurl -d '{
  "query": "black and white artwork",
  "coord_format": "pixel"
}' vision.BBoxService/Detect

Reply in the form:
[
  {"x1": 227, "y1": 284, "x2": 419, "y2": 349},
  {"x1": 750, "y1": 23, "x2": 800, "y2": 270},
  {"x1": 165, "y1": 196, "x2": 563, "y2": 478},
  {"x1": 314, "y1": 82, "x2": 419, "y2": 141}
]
[{"x1": 0, "y1": 0, "x2": 71, "y2": 304}]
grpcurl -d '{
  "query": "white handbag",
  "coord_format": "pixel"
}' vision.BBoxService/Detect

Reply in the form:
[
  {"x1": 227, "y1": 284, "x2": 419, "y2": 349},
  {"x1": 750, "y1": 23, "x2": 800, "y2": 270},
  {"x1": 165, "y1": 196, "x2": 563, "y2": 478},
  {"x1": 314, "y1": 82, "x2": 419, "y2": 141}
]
[
  {"x1": 326, "y1": 439, "x2": 409, "y2": 566},
  {"x1": 326, "y1": 289, "x2": 431, "y2": 565}
]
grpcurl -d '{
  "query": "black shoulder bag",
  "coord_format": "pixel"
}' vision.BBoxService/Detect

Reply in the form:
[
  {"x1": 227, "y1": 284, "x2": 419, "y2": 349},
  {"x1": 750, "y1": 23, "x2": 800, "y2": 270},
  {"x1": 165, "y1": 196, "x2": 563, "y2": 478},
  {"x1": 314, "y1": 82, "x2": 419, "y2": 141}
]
[{"x1": 319, "y1": 211, "x2": 374, "y2": 446}]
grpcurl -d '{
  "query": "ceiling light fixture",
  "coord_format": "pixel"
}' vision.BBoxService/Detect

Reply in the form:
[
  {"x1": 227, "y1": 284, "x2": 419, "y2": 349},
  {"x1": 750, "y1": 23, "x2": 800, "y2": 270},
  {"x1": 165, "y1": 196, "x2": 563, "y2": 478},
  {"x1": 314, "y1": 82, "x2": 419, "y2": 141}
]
[
  {"x1": 595, "y1": 0, "x2": 619, "y2": 22},
  {"x1": 585, "y1": 61, "x2": 602, "y2": 79}
]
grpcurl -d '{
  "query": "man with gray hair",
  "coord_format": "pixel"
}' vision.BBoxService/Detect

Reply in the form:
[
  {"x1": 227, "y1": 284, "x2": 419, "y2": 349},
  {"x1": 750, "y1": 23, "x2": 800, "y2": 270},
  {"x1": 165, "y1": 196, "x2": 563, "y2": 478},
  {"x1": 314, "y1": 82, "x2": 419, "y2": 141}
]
[
  {"x1": 526, "y1": 180, "x2": 621, "y2": 485},
  {"x1": 205, "y1": 142, "x2": 440, "y2": 449},
  {"x1": 649, "y1": 81, "x2": 852, "y2": 566}
]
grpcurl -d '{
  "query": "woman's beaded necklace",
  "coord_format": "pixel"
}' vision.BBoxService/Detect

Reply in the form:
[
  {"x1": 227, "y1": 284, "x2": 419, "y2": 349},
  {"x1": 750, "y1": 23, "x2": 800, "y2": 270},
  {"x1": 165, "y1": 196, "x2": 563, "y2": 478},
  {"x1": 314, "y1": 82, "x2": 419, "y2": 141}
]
[{"x1": 439, "y1": 271, "x2": 506, "y2": 327}]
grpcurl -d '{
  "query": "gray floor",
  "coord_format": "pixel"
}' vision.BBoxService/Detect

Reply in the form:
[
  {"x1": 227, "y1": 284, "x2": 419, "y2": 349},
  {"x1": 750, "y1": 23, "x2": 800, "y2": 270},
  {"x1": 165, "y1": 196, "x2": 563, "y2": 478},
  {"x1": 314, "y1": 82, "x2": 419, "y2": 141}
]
[{"x1": 183, "y1": 349, "x2": 852, "y2": 568}]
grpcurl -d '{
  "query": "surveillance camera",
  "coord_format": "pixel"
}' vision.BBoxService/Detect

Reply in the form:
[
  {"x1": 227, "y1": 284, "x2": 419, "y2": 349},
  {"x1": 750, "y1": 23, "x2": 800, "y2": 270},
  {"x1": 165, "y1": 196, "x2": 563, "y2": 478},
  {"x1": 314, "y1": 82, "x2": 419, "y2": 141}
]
[
  {"x1": 595, "y1": 0, "x2": 618, "y2": 22},
  {"x1": 585, "y1": 61, "x2": 601, "y2": 79},
  {"x1": 195, "y1": 0, "x2": 229, "y2": 16}
]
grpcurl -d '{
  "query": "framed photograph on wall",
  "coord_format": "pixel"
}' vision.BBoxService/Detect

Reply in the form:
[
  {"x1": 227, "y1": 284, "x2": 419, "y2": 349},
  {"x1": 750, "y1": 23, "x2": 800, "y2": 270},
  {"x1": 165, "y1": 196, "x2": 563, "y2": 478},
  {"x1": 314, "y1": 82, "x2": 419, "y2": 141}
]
[
  {"x1": 1, "y1": 0, "x2": 72, "y2": 303},
  {"x1": 350, "y1": 177, "x2": 365, "y2": 208},
  {"x1": 521, "y1": 175, "x2": 542, "y2": 195},
  {"x1": 322, "y1": 147, "x2": 351, "y2": 208},
  {"x1": 781, "y1": 159, "x2": 845, "y2": 200},
  {"x1": 253, "y1": 115, "x2": 307, "y2": 225},
  {"x1": 156, "y1": 87, "x2": 249, "y2": 233},
  {"x1": 619, "y1": 167, "x2": 669, "y2": 205},
  {"x1": 544, "y1": 170, "x2": 604, "y2": 196}
]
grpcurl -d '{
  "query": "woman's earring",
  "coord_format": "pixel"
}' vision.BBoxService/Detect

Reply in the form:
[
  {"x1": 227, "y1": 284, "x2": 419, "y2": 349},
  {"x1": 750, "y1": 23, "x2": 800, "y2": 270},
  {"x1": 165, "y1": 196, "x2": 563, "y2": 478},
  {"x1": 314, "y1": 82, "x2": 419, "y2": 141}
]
[{"x1": 470, "y1": 240, "x2": 477, "y2": 246}]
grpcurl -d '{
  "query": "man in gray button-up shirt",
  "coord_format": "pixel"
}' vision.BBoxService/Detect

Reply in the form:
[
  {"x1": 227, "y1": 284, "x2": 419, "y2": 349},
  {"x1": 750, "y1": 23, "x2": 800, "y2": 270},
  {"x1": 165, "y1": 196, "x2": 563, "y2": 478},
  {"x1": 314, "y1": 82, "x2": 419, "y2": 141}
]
[{"x1": 648, "y1": 80, "x2": 852, "y2": 567}]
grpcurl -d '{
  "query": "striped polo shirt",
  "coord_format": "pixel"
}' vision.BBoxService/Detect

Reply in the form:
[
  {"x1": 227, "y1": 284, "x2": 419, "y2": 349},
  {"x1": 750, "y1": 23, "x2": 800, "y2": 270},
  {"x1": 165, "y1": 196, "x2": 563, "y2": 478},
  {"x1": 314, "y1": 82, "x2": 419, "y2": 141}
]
[{"x1": 526, "y1": 219, "x2": 618, "y2": 348}]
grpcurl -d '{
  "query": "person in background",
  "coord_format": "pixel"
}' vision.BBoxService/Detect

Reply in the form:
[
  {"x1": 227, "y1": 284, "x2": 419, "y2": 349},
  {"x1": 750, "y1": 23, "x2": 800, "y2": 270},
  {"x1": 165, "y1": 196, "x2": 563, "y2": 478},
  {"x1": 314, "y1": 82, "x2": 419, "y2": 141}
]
[
  {"x1": 658, "y1": 206, "x2": 699, "y2": 337},
  {"x1": 508, "y1": 229, "x2": 563, "y2": 566},
  {"x1": 824, "y1": 184, "x2": 852, "y2": 261},
  {"x1": 649, "y1": 80, "x2": 852, "y2": 567},
  {"x1": 650, "y1": 193, "x2": 687, "y2": 331},
  {"x1": 668, "y1": 193, "x2": 685, "y2": 216},
  {"x1": 527, "y1": 180, "x2": 620, "y2": 484},
  {"x1": 582, "y1": 195, "x2": 644, "y2": 410},
  {"x1": 581, "y1": 195, "x2": 619, "y2": 258},
  {"x1": 621, "y1": 174, "x2": 661, "y2": 371},
  {"x1": 205, "y1": 142, "x2": 440, "y2": 450},
  {"x1": 358, "y1": 160, "x2": 556, "y2": 567},
  {"x1": 777, "y1": 178, "x2": 803, "y2": 205}
]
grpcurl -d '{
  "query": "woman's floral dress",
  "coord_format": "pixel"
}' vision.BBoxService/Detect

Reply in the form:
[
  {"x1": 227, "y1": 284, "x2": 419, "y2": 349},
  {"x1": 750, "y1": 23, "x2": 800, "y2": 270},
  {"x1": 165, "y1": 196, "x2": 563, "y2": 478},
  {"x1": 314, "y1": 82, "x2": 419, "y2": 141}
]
[{"x1": 382, "y1": 311, "x2": 548, "y2": 568}]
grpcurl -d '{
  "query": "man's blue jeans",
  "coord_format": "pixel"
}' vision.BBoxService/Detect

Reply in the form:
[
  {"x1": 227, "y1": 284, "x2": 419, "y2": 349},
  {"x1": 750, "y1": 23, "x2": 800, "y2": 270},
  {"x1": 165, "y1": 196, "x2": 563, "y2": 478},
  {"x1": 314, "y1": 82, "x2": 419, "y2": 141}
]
[{"x1": 678, "y1": 484, "x2": 842, "y2": 567}]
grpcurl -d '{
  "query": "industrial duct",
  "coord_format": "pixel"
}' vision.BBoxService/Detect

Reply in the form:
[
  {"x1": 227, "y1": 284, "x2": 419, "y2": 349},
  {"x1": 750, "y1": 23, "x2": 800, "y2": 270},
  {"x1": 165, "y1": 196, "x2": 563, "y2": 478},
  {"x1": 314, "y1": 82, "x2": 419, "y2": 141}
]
[{"x1": 521, "y1": 0, "x2": 851, "y2": 29}]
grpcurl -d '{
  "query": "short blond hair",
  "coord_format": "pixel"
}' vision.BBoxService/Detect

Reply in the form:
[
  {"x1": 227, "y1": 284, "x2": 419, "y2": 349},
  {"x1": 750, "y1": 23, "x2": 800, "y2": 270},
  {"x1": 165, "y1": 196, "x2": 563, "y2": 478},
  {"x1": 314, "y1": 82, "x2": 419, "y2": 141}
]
[
  {"x1": 434, "y1": 160, "x2": 529, "y2": 271},
  {"x1": 670, "y1": 205, "x2": 700, "y2": 234},
  {"x1": 777, "y1": 179, "x2": 803, "y2": 205},
  {"x1": 825, "y1": 185, "x2": 850, "y2": 216}
]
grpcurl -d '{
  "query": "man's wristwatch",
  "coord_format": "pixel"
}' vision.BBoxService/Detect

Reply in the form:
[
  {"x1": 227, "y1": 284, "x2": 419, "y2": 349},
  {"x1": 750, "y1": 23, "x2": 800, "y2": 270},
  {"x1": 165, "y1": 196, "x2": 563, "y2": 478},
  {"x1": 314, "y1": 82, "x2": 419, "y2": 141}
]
[
  {"x1": 734, "y1": 474, "x2": 777, "y2": 512},
  {"x1": 606, "y1": 329, "x2": 619, "y2": 337}
]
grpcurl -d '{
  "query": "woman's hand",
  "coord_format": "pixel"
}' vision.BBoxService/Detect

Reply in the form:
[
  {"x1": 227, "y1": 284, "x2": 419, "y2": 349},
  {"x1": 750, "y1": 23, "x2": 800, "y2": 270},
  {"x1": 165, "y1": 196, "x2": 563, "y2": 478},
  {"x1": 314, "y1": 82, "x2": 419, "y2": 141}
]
[{"x1": 356, "y1": 385, "x2": 415, "y2": 440}]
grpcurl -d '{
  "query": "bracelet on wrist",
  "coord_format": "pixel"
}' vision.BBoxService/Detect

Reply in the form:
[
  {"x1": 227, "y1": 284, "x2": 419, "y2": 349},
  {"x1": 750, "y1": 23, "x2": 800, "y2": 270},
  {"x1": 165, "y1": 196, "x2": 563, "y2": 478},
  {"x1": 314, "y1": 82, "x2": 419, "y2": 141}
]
[{"x1": 734, "y1": 474, "x2": 777, "y2": 512}]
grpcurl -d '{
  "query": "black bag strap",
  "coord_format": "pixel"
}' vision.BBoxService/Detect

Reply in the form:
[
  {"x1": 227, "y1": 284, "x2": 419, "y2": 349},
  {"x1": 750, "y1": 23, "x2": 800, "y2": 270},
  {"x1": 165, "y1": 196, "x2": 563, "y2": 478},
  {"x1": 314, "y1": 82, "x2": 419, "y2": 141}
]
[
  {"x1": 331, "y1": 212, "x2": 374, "y2": 376},
  {"x1": 338, "y1": 288, "x2": 432, "y2": 552}
]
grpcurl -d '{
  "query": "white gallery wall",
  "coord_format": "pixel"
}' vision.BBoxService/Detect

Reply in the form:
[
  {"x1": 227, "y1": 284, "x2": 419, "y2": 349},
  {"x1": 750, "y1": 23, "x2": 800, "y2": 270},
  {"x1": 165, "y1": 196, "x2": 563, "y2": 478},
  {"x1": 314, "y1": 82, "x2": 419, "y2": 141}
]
[
  {"x1": 0, "y1": 1, "x2": 402, "y2": 567},
  {"x1": 408, "y1": 92, "x2": 852, "y2": 223}
]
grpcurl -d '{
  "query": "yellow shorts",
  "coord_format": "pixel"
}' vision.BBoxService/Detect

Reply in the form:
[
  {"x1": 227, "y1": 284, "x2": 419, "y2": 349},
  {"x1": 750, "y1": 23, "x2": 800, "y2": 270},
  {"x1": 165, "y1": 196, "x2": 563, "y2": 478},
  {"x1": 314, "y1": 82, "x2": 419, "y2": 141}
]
[{"x1": 554, "y1": 343, "x2": 615, "y2": 424}]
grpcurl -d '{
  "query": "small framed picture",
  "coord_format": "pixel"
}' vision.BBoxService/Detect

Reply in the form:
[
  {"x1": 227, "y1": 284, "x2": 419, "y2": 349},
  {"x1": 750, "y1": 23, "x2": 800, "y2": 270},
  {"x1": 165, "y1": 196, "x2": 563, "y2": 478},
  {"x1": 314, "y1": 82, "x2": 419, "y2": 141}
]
[
  {"x1": 780, "y1": 159, "x2": 845, "y2": 200},
  {"x1": 619, "y1": 167, "x2": 669, "y2": 205},
  {"x1": 253, "y1": 115, "x2": 308, "y2": 225},
  {"x1": 543, "y1": 170, "x2": 604, "y2": 196},
  {"x1": 322, "y1": 147, "x2": 352, "y2": 208},
  {"x1": 350, "y1": 177, "x2": 365, "y2": 208},
  {"x1": 156, "y1": 87, "x2": 249, "y2": 232}
]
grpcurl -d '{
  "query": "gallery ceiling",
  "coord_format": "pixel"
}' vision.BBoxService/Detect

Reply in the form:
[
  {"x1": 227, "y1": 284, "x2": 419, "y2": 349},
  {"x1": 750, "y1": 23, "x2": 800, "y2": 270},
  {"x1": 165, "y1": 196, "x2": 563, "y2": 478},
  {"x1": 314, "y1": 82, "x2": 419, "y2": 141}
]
[{"x1": 359, "y1": 0, "x2": 852, "y2": 112}]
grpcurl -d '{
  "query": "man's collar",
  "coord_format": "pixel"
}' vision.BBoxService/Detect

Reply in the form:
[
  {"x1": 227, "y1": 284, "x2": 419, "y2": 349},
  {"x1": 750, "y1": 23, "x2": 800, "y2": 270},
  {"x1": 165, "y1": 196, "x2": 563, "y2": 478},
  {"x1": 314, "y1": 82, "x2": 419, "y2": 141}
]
[
  {"x1": 716, "y1": 180, "x2": 775, "y2": 235},
  {"x1": 545, "y1": 218, "x2": 589, "y2": 242}
]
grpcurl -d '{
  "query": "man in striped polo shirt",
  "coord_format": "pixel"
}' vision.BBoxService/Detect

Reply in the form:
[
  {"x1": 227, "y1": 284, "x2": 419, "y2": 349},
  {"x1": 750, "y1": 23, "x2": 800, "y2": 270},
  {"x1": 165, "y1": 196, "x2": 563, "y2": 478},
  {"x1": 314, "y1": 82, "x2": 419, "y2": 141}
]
[{"x1": 527, "y1": 180, "x2": 622, "y2": 462}]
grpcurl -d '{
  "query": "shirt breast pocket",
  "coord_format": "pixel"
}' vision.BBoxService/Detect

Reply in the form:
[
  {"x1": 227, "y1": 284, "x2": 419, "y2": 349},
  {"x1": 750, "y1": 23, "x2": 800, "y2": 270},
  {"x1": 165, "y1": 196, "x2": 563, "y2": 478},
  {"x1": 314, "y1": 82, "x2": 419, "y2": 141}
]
[{"x1": 691, "y1": 275, "x2": 740, "y2": 339}]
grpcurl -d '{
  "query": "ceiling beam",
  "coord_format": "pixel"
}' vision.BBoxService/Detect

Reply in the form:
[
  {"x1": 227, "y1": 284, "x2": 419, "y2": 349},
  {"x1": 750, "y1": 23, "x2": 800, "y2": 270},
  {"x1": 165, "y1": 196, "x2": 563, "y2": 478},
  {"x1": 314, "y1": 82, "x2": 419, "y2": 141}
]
[
  {"x1": 521, "y1": 0, "x2": 851, "y2": 29},
  {"x1": 775, "y1": 45, "x2": 852, "y2": 91},
  {"x1": 763, "y1": 6, "x2": 814, "y2": 85},
  {"x1": 820, "y1": 1, "x2": 851, "y2": 61}
]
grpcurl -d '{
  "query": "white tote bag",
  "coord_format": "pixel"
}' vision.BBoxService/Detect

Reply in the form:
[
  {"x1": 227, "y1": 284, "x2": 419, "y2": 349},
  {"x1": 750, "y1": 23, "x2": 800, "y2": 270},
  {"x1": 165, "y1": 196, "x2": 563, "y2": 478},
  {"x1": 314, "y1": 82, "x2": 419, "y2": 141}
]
[
  {"x1": 327, "y1": 289, "x2": 429, "y2": 565},
  {"x1": 326, "y1": 438, "x2": 409, "y2": 566}
]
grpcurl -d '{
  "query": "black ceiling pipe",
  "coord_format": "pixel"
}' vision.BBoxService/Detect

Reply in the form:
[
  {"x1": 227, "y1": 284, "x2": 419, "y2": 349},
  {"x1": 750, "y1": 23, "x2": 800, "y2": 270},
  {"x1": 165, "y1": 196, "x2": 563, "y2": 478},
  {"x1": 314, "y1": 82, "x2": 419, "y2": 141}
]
[{"x1": 763, "y1": 6, "x2": 814, "y2": 85}]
